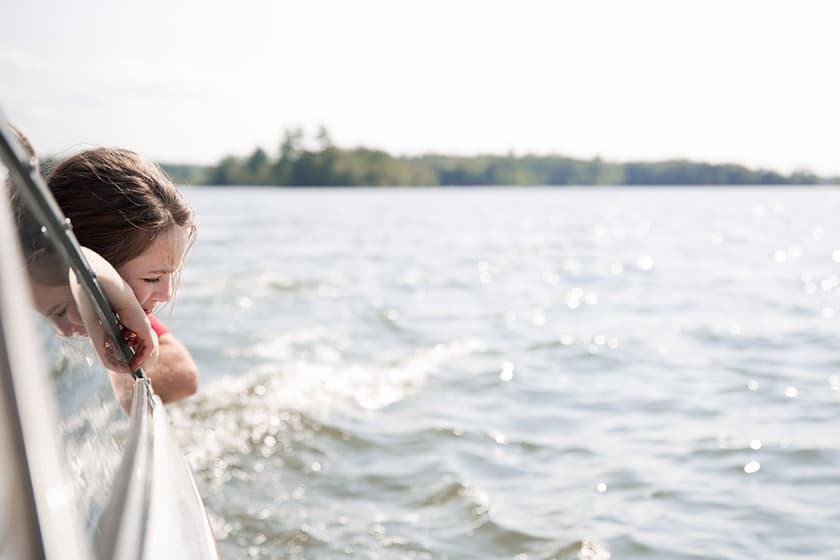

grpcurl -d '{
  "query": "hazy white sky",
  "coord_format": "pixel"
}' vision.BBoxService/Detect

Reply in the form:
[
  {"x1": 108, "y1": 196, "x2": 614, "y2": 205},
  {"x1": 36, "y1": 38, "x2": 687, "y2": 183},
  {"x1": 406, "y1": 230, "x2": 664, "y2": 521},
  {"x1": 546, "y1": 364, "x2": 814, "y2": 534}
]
[{"x1": 2, "y1": 0, "x2": 838, "y2": 174}]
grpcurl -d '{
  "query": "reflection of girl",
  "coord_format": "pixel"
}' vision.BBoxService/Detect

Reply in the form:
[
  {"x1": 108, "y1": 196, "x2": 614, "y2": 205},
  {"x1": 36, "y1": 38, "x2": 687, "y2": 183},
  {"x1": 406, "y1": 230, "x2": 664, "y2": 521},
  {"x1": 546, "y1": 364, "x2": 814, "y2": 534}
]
[
  {"x1": 45, "y1": 147, "x2": 199, "y2": 413},
  {"x1": 29, "y1": 247, "x2": 160, "y2": 373}
]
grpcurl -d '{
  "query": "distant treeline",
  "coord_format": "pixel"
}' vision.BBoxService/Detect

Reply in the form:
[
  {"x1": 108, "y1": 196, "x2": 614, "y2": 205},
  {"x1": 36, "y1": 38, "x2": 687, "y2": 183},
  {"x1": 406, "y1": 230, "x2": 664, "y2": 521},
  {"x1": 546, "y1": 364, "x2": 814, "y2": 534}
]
[{"x1": 161, "y1": 128, "x2": 834, "y2": 187}]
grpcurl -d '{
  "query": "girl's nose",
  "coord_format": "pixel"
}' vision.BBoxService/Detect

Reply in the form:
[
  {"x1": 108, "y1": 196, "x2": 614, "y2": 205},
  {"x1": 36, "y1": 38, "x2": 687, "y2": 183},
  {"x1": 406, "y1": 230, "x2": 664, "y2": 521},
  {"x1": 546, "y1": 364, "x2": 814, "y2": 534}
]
[
  {"x1": 54, "y1": 318, "x2": 85, "y2": 337},
  {"x1": 52, "y1": 304, "x2": 86, "y2": 337},
  {"x1": 150, "y1": 276, "x2": 173, "y2": 303},
  {"x1": 54, "y1": 317, "x2": 75, "y2": 337},
  {"x1": 67, "y1": 305, "x2": 87, "y2": 336}
]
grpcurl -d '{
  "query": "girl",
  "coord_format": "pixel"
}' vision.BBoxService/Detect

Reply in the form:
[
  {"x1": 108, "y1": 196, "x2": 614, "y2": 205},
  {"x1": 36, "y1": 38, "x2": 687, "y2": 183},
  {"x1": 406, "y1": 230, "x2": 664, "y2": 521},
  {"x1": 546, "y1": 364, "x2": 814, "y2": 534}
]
[
  {"x1": 7, "y1": 124, "x2": 157, "y2": 376},
  {"x1": 45, "y1": 147, "x2": 200, "y2": 413}
]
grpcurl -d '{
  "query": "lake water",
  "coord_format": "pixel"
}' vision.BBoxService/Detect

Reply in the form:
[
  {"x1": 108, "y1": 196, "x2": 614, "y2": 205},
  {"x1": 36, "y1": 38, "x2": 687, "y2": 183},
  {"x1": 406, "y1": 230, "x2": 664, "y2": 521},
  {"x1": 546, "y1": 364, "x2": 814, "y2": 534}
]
[{"x1": 63, "y1": 187, "x2": 840, "y2": 559}]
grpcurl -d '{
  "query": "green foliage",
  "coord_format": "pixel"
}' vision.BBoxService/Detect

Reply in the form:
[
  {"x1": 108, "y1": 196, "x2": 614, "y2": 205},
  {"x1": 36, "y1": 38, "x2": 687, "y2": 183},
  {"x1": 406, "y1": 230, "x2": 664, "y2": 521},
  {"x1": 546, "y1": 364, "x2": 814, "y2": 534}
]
[
  {"x1": 159, "y1": 163, "x2": 213, "y2": 186},
  {"x1": 245, "y1": 148, "x2": 271, "y2": 185},
  {"x1": 175, "y1": 128, "x2": 825, "y2": 187},
  {"x1": 205, "y1": 156, "x2": 246, "y2": 185}
]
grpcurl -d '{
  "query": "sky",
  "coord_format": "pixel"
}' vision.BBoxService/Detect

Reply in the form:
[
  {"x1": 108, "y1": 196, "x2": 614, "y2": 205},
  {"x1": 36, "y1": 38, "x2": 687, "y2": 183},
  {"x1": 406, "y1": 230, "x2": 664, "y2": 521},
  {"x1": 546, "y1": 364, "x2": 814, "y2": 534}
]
[{"x1": 1, "y1": 0, "x2": 838, "y2": 175}]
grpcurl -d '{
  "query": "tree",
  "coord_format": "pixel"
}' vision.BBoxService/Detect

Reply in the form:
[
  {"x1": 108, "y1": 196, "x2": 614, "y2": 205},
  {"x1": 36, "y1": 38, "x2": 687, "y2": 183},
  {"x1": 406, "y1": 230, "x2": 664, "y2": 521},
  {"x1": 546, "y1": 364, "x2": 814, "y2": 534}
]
[{"x1": 245, "y1": 148, "x2": 271, "y2": 184}]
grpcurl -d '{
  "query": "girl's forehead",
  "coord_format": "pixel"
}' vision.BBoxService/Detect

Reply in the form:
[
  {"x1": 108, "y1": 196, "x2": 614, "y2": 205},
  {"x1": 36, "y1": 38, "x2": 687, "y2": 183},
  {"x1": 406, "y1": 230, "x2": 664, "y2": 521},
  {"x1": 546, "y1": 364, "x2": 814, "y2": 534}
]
[
  {"x1": 128, "y1": 227, "x2": 190, "y2": 272},
  {"x1": 31, "y1": 282, "x2": 73, "y2": 316}
]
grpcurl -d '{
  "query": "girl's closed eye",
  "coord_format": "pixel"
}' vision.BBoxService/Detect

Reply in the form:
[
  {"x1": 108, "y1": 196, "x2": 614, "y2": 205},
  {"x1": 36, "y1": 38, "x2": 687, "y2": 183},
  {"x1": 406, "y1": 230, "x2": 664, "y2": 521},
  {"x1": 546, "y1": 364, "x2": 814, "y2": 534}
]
[
  {"x1": 143, "y1": 277, "x2": 161, "y2": 284},
  {"x1": 53, "y1": 305, "x2": 68, "y2": 319}
]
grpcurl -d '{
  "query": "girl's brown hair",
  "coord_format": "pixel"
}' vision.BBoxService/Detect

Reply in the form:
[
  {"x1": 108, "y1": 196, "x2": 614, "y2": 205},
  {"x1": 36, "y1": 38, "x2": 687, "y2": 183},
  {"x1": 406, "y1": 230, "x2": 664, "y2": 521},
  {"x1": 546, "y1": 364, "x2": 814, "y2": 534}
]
[{"x1": 47, "y1": 148, "x2": 195, "y2": 268}]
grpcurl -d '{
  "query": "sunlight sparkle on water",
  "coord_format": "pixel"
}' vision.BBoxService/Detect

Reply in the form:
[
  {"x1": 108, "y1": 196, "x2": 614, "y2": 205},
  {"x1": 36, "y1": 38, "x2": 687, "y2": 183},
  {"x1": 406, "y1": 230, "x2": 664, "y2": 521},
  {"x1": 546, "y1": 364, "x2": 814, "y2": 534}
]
[
  {"x1": 477, "y1": 260, "x2": 492, "y2": 284},
  {"x1": 821, "y1": 275, "x2": 839, "y2": 291},
  {"x1": 750, "y1": 440, "x2": 762, "y2": 450},
  {"x1": 784, "y1": 386, "x2": 799, "y2": 398},
  {"x1": 491, "y1": 431, "x2": 507, "y2": 445},
  {"x1": 744, "y1": 461, "x2": 761, "y2": 474},
  {"x1": 500, "y1": 361, "x2": 515, "y2": 381},
  {"x1": 567, "y1": 287, "x2": 596, "y2": 309},
  {"x1": 531, "y1": 310, "x2": 547, "y2": 326},
  {"x1": 596, "y1": 482, "x2": 608, "y2": 493},
  {"x1": 636, "y1": 256, "x2": 655, "y2": 271},
  {"x1": 748, "y1": 380, "x2": 759, "y2": 391}
]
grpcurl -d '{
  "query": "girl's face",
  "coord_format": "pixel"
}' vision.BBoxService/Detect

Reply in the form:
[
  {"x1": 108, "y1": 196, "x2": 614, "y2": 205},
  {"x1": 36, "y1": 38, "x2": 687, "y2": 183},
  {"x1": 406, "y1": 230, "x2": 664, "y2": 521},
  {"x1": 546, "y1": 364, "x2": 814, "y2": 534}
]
[
  {"x1": 32, "y1": 226, "x2": 189, "y2": 336},
  {"x1": 116, "y1": 227, "x2": 190, "y2": 315},
  {"x1": 32, "y1": 282, "x2": 86, "y2": 337}
]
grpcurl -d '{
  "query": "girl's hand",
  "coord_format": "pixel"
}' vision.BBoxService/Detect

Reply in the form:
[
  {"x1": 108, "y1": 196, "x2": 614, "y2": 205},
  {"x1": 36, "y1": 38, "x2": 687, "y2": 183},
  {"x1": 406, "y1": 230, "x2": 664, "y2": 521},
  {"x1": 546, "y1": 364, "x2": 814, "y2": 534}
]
[
  {"x1": 100, "y1": 322, "x2": 159, "y2": 373},
  {"x1": 73, "y1": 248, "x2": 159, "y2": 373}
]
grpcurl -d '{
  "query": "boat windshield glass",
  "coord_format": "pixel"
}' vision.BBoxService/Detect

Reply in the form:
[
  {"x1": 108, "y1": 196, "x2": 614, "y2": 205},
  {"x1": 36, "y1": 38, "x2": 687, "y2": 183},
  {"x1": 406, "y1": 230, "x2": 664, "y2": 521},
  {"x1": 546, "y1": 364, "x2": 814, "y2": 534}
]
[{"x1": 2, "y1": 148, "x2": 126, "y2": 533}]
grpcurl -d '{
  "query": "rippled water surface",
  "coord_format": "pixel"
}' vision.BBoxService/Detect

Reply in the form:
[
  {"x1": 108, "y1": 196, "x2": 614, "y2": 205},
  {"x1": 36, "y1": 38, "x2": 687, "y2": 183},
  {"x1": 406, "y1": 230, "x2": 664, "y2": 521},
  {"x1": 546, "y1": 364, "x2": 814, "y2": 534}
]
[{"x1": 68, "y1": 187, "x2": 840, "y2": 559}]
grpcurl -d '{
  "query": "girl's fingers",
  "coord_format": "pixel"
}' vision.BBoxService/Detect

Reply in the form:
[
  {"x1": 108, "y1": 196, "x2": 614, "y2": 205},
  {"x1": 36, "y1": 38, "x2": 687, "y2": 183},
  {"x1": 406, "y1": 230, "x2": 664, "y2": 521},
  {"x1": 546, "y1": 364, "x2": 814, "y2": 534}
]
[
  {"x1": 103, "y1": 335, "x2": 130, "y2": 372},
  {"x1": 129, "y1": 341, "x2": 148, "y2": 371},
  {"x1": 114, "y1": 317, "x2": 159, "y2": 372}
]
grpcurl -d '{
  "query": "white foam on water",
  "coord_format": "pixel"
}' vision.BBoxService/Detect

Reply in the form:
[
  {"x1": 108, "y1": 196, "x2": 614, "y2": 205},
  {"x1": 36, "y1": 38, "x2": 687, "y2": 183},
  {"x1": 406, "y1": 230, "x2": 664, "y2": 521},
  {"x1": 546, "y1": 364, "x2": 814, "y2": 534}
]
[{"x1": 169, "y1": 336, "x2": 486, "y2": 473}]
